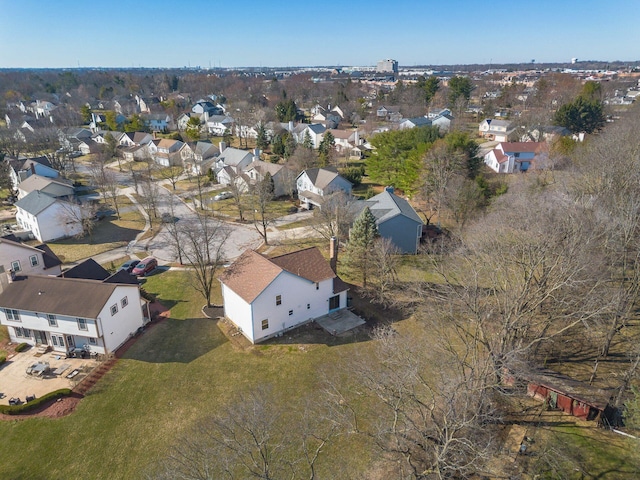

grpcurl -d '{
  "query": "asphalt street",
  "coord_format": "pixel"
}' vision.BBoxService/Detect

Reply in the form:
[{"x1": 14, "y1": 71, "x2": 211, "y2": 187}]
[{"x1": 69, "y1": 158, "x2": 315, "y2": 268}]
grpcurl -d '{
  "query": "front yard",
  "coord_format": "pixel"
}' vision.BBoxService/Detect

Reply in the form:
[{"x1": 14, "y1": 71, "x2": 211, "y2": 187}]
[{"x1": 47, "y1": 200, "x2": 145, "y2": 263}]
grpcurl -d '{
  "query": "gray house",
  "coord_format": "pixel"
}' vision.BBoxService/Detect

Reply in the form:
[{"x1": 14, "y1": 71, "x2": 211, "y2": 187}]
[{"x1": 360, "y1": 187, "x2": 423, "y2": 254}]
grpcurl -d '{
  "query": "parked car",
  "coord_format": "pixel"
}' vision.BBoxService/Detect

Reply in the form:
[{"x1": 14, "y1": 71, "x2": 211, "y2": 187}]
[
  {"x1": 161, "y1": 212, "x2": 177, "y2": 223},
  {"x1": 131, "y1": 257, "x2": 158, "y2": 277},
  {"x1": 118, "y1": 259, "x2": 140, "y2": 273},
  {"x1": 213, "y1": 191, "x2": 233, "y2": 201},
  {"x1": 92, "y1": 208, "x2": 116, "y2": 221}
]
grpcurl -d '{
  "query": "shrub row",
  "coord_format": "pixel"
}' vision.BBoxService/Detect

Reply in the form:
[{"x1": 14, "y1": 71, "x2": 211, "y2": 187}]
[
  {"x1": 14, "y1": 343, "x2": 29, "y2": 352},
  {"x1": 0, "y1": 354, "x2": 5, "y2": 365},
  {"x1": 0, "y1": 389, "x2": 72, "y2": 415}
]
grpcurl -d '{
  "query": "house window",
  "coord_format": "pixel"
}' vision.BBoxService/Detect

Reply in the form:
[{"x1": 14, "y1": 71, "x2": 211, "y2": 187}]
[
  {"x1": 14, "y1": 327, "x2": 30, "y2": 338},
  {"x1": 4, "y1": 309, "x2": 20, "y2": 322},
  {"x1": 11, "y1": 260, "x2": 21, "y2": 272},
  {"x1": 110, "y1": 304, "x2": 118, "y2": 316},
  {"x1": 275, "y1": 295, "x2": 282, "y2": 306},
  {"x1": 51, "y1": 335, "x2": 58, "y2": 346},
  {"x1": 30, "y1": 255, "x2": 39, "y2": 267},
  {"x1": 89, "y1": 337, "x2": 97, "y2": 345},
  {"x1": 121, "y1": 296, "x2": 128, "y2": 308},
  {"x1": 77, "y1": 318, "x2": 88, "y2": 331},
  {"x1": 261, "y1": 319, "x2": 269, "y2": 330},
  {"x1": 288, "y1": 310, "x2": 293, "y2": 316},
  {"x1": 47, "y1": 314, "x2": 57, "y2": 327}
]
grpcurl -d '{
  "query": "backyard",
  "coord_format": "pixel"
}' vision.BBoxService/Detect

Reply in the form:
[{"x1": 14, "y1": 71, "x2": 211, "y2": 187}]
[{"x1": 0, "y1": 267, "x2": 638, "y2": 479}]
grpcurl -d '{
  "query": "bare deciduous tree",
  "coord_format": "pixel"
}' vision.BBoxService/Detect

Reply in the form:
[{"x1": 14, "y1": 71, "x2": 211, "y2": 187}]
[
  {"x1": 140, "y1": 161, "x2": 161, "y2": 223},
  {"x1": 338, "y1": 326, "x2": 498, "y2": 479},
  {"x1": 310, "y1": 191, "x2": 358, "y2": 242},
  {"x1": 251, "y1": 173, "x2": 277, "y2": 245},
  {"x1": 158, "y1": 165, "x2": 184, "y2": 191},
  {"x1": 174, "y1": 210, "x2": 230, "y2": 307},
  {"x1": 88, "y1": 153, "x2": 121, "y2": 218},
  {"x1": 430, "y1": 190, "x2": 610, "y2": 385},
  {"x1": 154, "y1": 386, "x2": 342, "y2": 480}
]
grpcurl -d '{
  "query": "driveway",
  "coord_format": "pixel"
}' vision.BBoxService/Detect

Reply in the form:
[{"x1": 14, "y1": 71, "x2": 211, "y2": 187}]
[{"x1": 0, "y1": 349, "x2": 97, "y2": 405}]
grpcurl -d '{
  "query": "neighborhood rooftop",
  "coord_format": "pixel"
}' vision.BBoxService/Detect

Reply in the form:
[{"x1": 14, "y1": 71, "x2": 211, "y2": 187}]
[
  {"x1": 364, "y1": 189, "x2": 424, "y2": 224},
  {"x1": 0, "y1": 275, "x2": 122, "y2": 319},
  {"x1": 219, "y1": 247, "x2": 341, "y2": 304}
]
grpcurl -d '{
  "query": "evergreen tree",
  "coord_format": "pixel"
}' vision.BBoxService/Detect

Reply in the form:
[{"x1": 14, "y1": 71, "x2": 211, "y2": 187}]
[
  {"x1": 444, "y1": 131, "x2": 481, "y2": 179},
  {"x1": 448, "y1": 76, "x2": 473, "y2": 106},
  {"x1": 185, "y1": 116, "x2": 201, "y2": 140},
  {"x1": 105, "y1": 110, "x2": 118, "y2": 131},
  {"x1": 318, "y1": 131, "x2": 335, "y2": 166},
  {"x1": 284, "y1": 133, "x2": 296, "y2": 159},
  {"x1": 345, "y1": 207, "x2": 379, "y2": 287},
  {"x1": 417, "y1": 75, "x2": 440, "y2": 104},
  {"x1": 367, "y1": 125, "x2": 440, "y2": 194},
  {"x1": 272, "y1": 134, "x2": 285, "y2": 156},
  {"x1": 256, "y1": 122, "x2": 269, "y2": 150},
  {"x1": 80, "y1": 104, "x2": 92, "y2": 124},
  {"x1": 127, "y1": 113, "x2": 147, "y2": 132},
  {"x1": 553, "y1": 95, "x2": 605, "y2": 134},
  {"x1": 275, "y1": 99, "x2": 298, "y2": 122},
  {"x1": 302, "y1": 130, "x2": 314, "y2": 149}
]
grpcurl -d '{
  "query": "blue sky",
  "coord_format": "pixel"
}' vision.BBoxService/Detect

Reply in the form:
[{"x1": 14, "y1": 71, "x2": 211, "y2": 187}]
[{"x1": 0, "y1": 0, "x2": 638, "y2": 68}]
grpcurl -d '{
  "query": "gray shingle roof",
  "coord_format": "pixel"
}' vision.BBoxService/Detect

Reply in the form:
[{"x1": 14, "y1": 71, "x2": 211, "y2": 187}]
[
  {"x1": 0, "y1": 275, "x2": 119, "y2": 319},
  {"x1": 18, "y1": 175, "x2": 74, "y2": 197},
  {"x1": 14, "y1": 191, "x2": 59, "y2": 215},
  {"x1": 218, "y1": 147, "x2": 252, "y2": 167},
  {"x1": 364, "y1": 190, "x2": 423, "y2": 225},
  {"x1": 299, "y1": 167, "x2": 349, "y2": 190}
]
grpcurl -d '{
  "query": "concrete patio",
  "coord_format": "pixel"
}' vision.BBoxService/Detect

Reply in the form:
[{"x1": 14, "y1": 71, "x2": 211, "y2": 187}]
[
  {"x1": 0, "y1": 347, "x2": 98, "y2": 405},
  {"x1": 315, "y1": 309, "x2": 366, "y2": 336}
]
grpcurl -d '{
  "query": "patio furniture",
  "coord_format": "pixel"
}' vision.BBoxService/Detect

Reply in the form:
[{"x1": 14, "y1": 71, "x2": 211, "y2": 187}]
[
  {"x1": 8, "y1": 397, "x2": 21, "y2": 406},
  {"x1": 66, "y1": 369, "x2": 80, "y2": 379},
  {"x1": 26, "y1": 394, "x2": 36, "y2": 403},
  {"x1": 52, "y1": 363, "x2": 71, "y2": 376},
  {"x1": 32, "y1": 362, "x2": 49, "y2": 377}
]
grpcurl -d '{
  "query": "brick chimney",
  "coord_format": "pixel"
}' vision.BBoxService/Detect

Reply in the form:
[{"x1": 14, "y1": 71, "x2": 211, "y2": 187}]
[{"x1": 329, "y1": 236, "x2": 338, "y2": 273}]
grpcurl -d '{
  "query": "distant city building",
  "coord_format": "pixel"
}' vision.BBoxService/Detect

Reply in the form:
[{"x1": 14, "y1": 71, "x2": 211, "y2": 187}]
[{"x1": 376, "y1": 59, "x2": 398, "y2": 74}]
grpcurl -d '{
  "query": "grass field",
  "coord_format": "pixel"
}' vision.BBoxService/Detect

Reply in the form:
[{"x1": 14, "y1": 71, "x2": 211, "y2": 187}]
[
  {"x1": 47, "y1": 205, "x2": 145, "y2": 263},
  {"x1": 0, "y1": 270, "x2": 375, "y2": 478},
  {"x1": 0, "y1": 264, "x2": 638, "y2": 479}
]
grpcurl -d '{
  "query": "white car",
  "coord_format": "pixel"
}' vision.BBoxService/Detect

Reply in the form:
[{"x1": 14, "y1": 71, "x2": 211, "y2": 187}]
[{"x1": 213, "y1": 191, "x2": 233, "y2": 201}]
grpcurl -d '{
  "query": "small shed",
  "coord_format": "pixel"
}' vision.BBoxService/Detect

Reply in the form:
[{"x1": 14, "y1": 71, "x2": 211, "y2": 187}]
[{"x1": 523, "y1": 368, "x2": 617, "y2": 424}]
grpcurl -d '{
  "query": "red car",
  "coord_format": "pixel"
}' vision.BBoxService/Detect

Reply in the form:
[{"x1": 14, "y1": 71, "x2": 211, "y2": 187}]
[{"x1": 131, "y1": 257, "x2": 158, "y2": 277}]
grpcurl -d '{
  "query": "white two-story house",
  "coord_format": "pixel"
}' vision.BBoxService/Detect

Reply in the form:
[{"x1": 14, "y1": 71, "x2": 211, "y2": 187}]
[
  {"x1": 483, "y1": 142, "x2": 546, "y2": 174},
  {"x1": 219, "y1": 247, "x2": 349, "y2": 344},
  {"x1": 0, "y1": 273, "x2": 146, "y2": 355},
  {"x1": 14, "y1": 191, "x2": 83, "y2": 242},
  {"x1": 148, "y1": 138, "x2": 186, "y2": 167},
  {"x1": 0, "y1": 235, "x2": 62, "y2": 276},
  {"x1": 296, "y1": 167, "x2": 353, "y2": 210}
]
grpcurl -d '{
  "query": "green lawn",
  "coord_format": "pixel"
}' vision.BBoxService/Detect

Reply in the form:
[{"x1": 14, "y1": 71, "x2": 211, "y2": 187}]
[
  {"x1": 0, "y1": 270, "x2": 375, "y2": 479},
  {"x1": 47, "y1": 205, "x2": 145, "y2": 263},
  {"x1": 0, "y1": 265, "x2": 635, "y2": 479}
]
